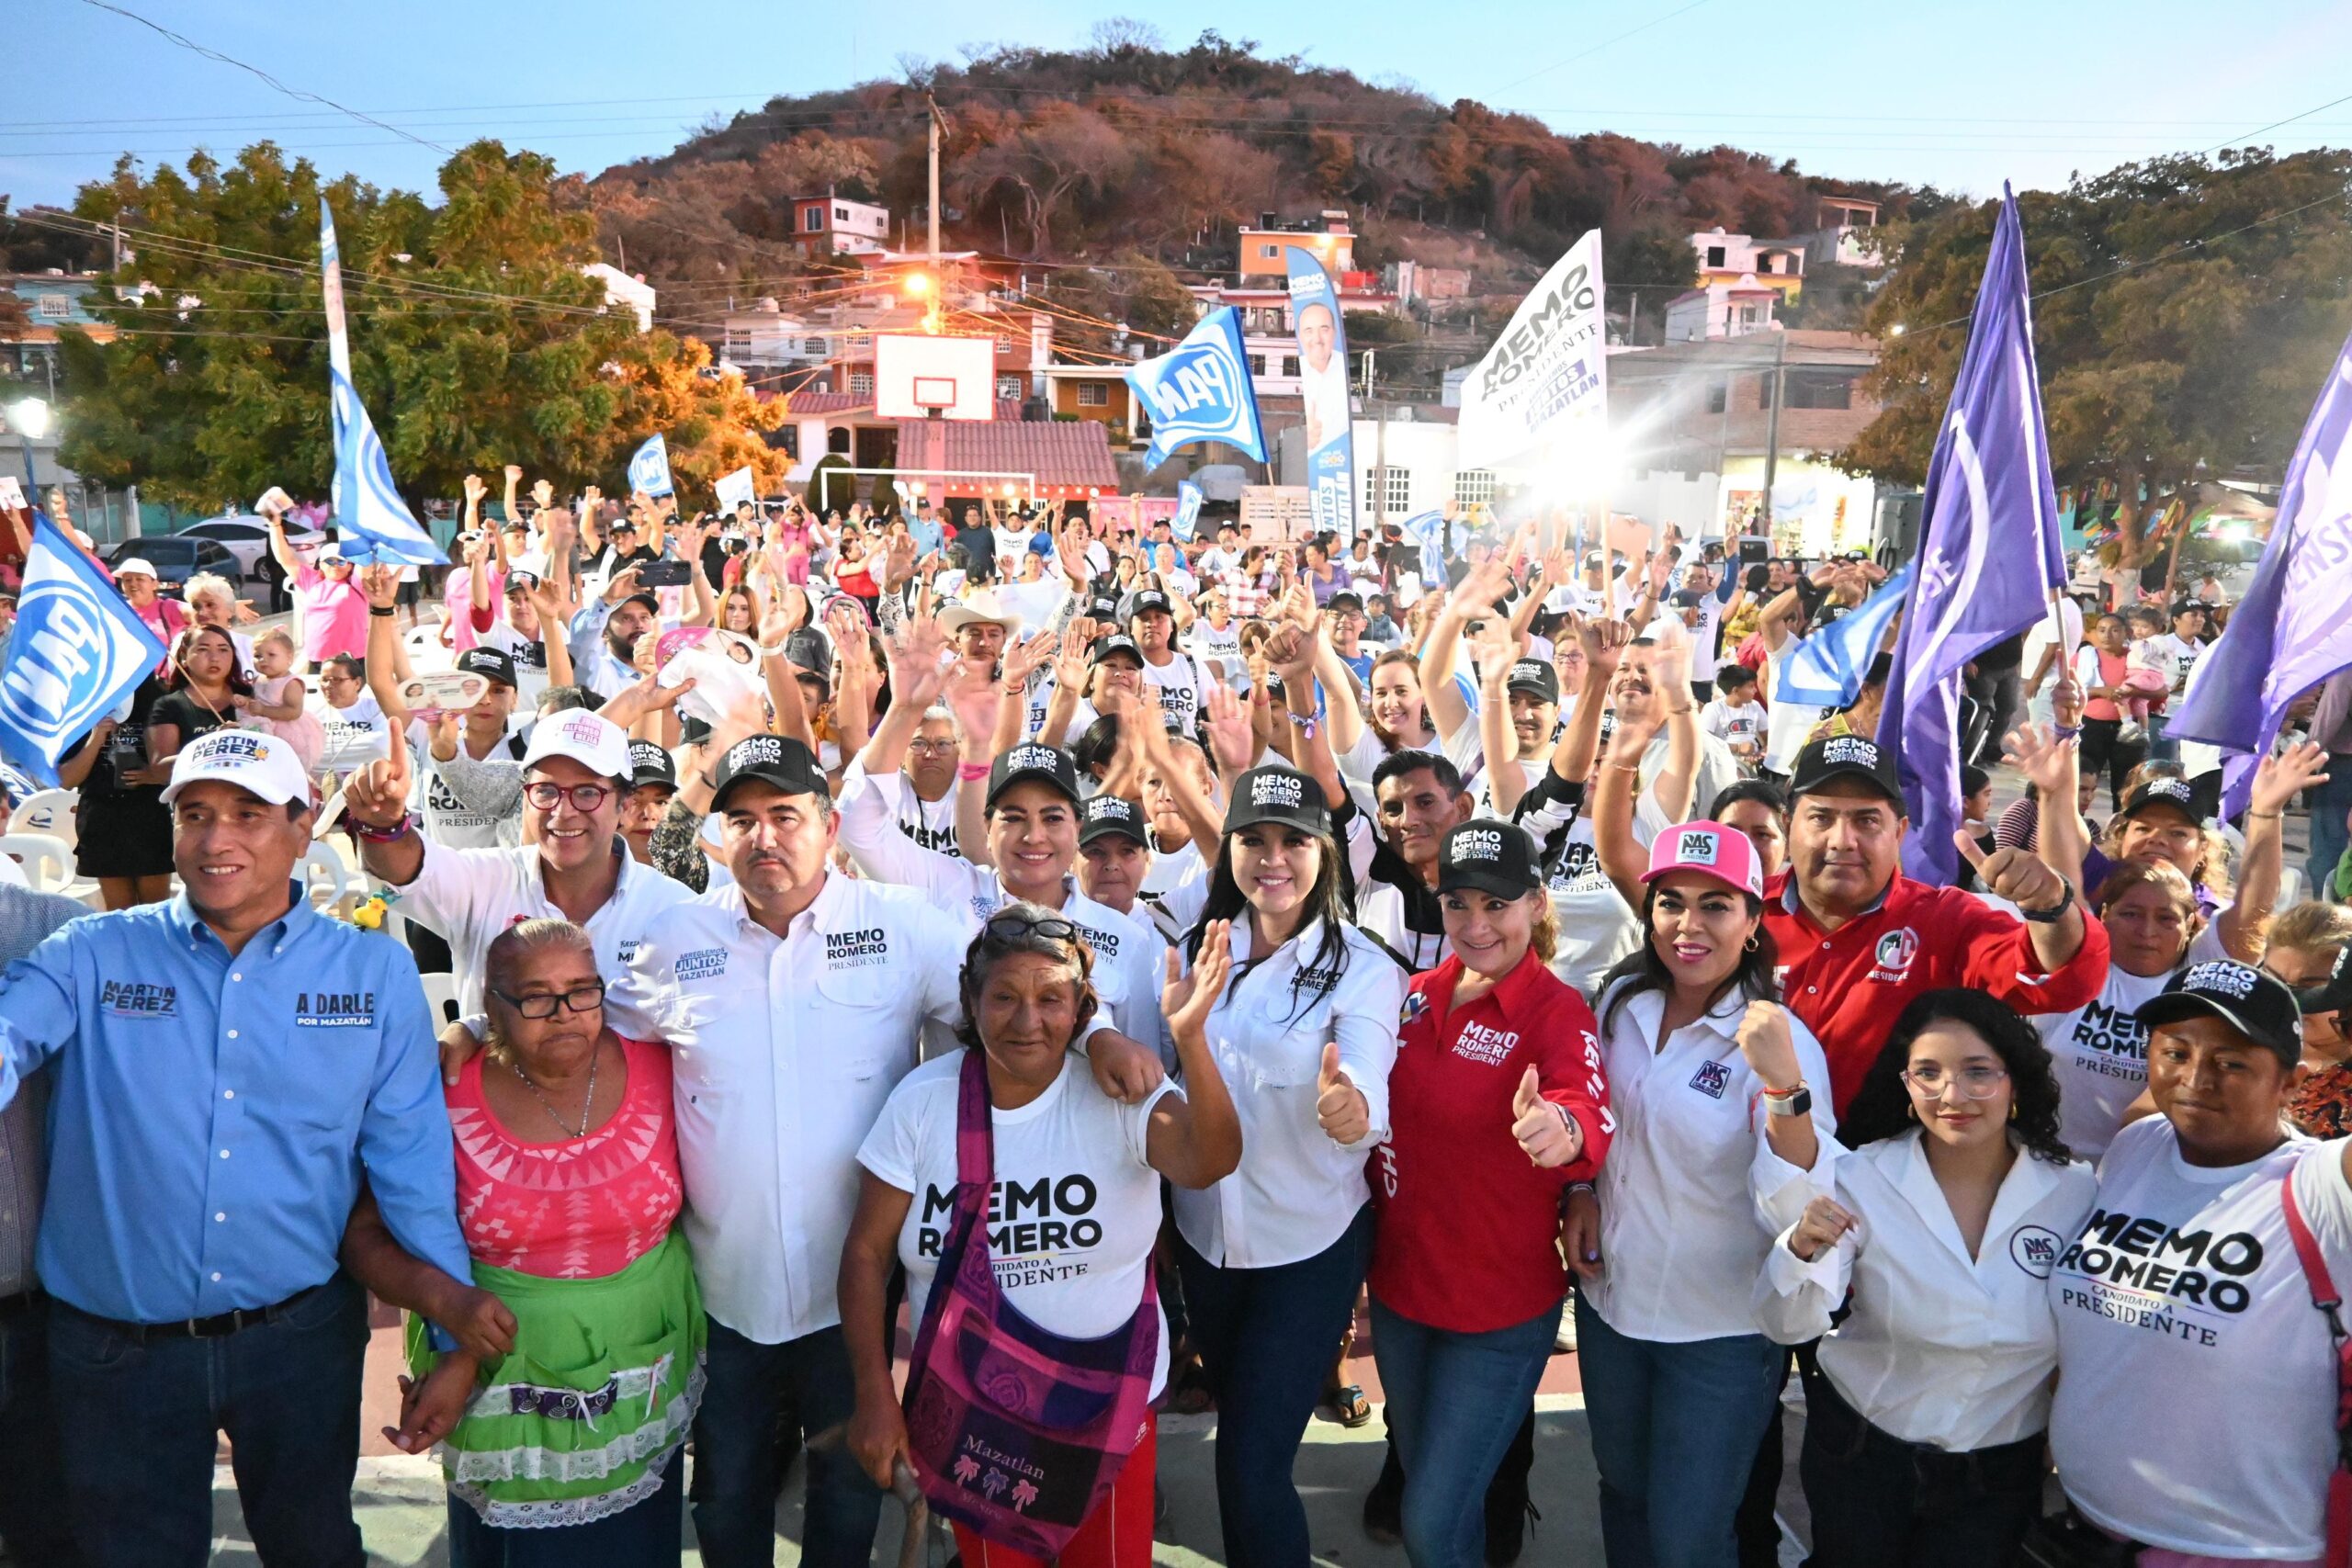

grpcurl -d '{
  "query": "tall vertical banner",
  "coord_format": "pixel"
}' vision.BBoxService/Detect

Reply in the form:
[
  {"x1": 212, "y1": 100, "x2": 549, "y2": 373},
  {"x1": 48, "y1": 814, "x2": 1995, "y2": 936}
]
[
  {"x1": 1874, "y1": 186, "x2": 2065, "y2": 886},
  {"x1": 2171, "y1": 325, "x2": 2352, "y2": 814},
  {"x1": 1286, "y1": 248, "x2": 1357, "y2": 542},
  {"x1": 320, "y1": 202, "x2": 446, "y2": 567},
  {"x1": 0, "y1": 512, "x2": 167, "y2": 785},
  {"x1": 1455, "y1": 230, "x2": 1609, "y2": 469}
]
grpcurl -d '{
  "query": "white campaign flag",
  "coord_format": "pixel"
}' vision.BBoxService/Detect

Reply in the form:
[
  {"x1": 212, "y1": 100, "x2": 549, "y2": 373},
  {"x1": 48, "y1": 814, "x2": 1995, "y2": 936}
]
[
  {"x1": 715, "y1": 466, "x2": 757, "y2": 513},
  {"x1": 1455, "y1": 230, "x2": 1608, "y2": 470}
]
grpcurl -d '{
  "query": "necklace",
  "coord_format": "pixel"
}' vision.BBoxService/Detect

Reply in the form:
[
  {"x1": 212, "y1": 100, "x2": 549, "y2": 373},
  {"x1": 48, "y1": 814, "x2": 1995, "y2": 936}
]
[{"x1": 510, "y1": 1039, "x2": 601, "y2": 1139}]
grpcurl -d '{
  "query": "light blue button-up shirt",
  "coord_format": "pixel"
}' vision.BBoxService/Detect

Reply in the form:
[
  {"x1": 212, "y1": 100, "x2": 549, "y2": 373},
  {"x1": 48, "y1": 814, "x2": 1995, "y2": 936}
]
[{"x1": 0, "y1": 891, "x2": 471, "y2": 1325}]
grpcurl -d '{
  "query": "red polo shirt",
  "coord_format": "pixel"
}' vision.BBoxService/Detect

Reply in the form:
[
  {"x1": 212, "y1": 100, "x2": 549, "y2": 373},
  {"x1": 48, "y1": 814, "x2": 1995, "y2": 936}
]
[
  {"x1": 1369, "y1": 950, "x2": 1613, "y2": 1333},
  {"x1": 1763, "y1": 870, "x2": 2110, "y2": 1112}
]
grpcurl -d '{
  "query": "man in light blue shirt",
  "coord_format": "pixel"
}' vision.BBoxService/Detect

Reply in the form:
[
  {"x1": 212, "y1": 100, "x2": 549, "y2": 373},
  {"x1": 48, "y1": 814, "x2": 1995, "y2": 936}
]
[
  {"x1": 906, "y1": 498, "x2": 945, "y2": 559},
  {"x1": 0, "y1": 728, "x2": 501, "y2": 1567}
]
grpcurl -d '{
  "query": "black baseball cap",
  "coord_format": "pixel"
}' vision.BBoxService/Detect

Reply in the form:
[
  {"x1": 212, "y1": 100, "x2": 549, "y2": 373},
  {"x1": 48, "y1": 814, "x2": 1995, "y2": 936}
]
[
  {"x1": 1438, "y1": 818, "x2": 1542, "y2": 900},
  {"x1": 1080, "y1": 793, "x2": 1149, "y2": 847},
  {"x1": 988, "y1": 742, "x2": 1082, "y2": 808},
  {"x1": 1789, "y1": 735, "x2": 1905, "y2": 807},
  {"x1": 454, "y1": 647, "x2": 518, "y2": 690},
  {"x1": 709, "y1": 733, "x2": 828, "y2": 812},
  {"x1": 1326, "y1": 590, "x2": 1364, "y2": 615},
  {"x1": 627, "y1": 739, "x2": 677, "y2": 792},
  {"x1": 2136, "y1": 961, "x2": 2302, "y2": 1066},
  {"x1": 1090, "y1": 634, "x2": 1145, "y2": 670},
  {"x1": 1504, "y1": 658, "x2": 1560, "y2": 703},
  {"x1": 2297, "y1": 945, "x2": 2352, "y2": 1018},
  {"x1": 2117, "y1": 777, "x2": 2201, "y2": 824},
  {"x1": 1120, "y1": 588, "x2": 1173, "y2": 623},
  {"x1": 616, "y1": 591, "x2": 661, "y2": 618},
  {"x1": 1222, "y1": 763, "x2": 1330, "y2": 837}
]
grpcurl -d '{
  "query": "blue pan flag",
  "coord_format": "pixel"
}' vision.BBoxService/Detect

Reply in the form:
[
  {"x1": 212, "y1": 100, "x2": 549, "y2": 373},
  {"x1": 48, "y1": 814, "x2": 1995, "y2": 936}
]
[
  {"x1": 1873, "y1": 186, "x2": 2066, "y2": 886},
  {"x1": 0, "y1": 512, "x2": 168, "y2": 786},
  {"x1": 628, "y1": 434, "x2": 674, "y2": 499},
  {"x1": 1172, "y1": 480, "x2": 1204, "y2": 542},
  {"x1": 319, "y1": 202, "x2": 444, "y2": 568},
  {"x1": 1126, "y1": 309, "x2": 1266, "y2": 468},
  {"x1": 1776, "y1": 564, "x2": 1917, "y2": 709}
]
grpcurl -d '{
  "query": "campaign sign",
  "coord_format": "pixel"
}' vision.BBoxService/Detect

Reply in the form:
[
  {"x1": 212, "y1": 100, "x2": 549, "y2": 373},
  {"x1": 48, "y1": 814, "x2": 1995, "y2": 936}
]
[
  {"x1": 0, "y1": 513, "x2": 167, "y2": 785},
  {"x1": 1126, "y1": 308, "x2": 1267, "y2": 468},
  {"x1": 1172, "y1": 480, "x2": 1204, "y2": 542},
  {"x1": 628, "y1": 434, "x2": 675, "y2": 499},
  {"x1": 1287, "y1": 248, "x2": 1358, "y2": 542}
]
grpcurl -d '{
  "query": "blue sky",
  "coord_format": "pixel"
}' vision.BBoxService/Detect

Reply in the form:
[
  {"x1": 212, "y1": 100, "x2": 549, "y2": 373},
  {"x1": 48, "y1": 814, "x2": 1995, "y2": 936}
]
[{"x1": 10, "y1": 0, "x2": 2352, "y2": 213}]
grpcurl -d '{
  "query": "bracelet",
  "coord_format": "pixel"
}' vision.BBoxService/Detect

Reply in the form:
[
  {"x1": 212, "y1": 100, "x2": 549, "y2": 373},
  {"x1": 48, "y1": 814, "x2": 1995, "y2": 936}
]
[
  {"x1": 2250, "y1": 809, "x2": 2283, "y2": 821},
  {"x1": 2052, "y1": 723, "x2": 2081, "y2": 739},
  {"x1": 1607, "y1": 760, "x2": 1643, "y2": 773},
  {"x1": 368, "y1": 606, "x2": 395, "y2": 618},
  {"x1": 957, "y1": 760, "x2": 992, "y2": 783},
  {"x1": 1759, "y1": 1081, "x2": 1805, "y2": 1100},
  {"x1": 350, "y1": 813, "x2": 413, "y2": 843},
  {"x1": 1566, "y1": 1180, "x2": 1596, "y2": 1197},
  {"x1": 2019, "y1": 880, "x2": 2077, "y2": 924}
]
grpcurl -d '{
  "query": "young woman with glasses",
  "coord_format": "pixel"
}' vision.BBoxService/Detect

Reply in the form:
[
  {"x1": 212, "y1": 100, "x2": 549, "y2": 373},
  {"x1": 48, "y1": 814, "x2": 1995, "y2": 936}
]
[{"x1": 1758, "y1": 989, "x2": 2091, "y2": 1568}]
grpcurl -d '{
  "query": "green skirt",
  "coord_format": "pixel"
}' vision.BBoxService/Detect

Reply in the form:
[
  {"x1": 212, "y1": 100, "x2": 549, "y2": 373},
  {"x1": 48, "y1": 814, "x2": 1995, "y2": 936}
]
[{"x1": 406, "y1": 1227, "x2": 706, "y2": 1529}]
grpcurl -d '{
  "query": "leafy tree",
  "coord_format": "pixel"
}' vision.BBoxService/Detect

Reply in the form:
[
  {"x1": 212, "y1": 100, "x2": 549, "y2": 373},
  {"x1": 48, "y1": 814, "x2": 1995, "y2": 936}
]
[
  {"x1": 1846, "y1": 149, "x2": 2352, "y2": 568},
  {"x1": 54, "y1": 141, "x2": 779, "y2": 513}
]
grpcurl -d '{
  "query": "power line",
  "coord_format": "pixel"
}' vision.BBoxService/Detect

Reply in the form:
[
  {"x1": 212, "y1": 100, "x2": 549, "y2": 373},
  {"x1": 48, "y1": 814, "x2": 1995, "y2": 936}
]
[{"x1": 1493, "y1": 0, "x2": 1718, "y2": 93}]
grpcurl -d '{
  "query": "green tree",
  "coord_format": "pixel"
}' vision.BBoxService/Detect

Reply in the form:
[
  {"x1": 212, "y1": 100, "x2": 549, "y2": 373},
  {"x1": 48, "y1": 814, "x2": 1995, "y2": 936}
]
[
  {"x1": 1845, "y1": 149, "x2": 2352, "y2": 567},
  {"x1": 56, "y1": 141, "x2": 778, "y2": 512}
]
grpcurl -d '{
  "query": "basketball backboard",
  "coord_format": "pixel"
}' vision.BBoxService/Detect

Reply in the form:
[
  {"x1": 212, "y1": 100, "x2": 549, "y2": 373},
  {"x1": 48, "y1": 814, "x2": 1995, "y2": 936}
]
[{"x1": 875, "y1": 333, "x2": 998, "y2": 421}]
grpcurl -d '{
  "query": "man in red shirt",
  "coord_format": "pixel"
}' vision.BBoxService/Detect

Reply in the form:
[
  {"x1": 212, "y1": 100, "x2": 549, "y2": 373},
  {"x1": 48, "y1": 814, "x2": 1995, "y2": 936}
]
[{"x1": 1767, "y1": 735, "x2": 2109, "y2": 1111}]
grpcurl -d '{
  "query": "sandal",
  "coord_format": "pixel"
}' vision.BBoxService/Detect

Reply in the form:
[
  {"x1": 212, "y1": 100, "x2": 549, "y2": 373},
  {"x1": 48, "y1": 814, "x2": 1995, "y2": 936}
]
[{"x1": 1329, "y1": 1383, "x2": 1374, "y2": 1428}]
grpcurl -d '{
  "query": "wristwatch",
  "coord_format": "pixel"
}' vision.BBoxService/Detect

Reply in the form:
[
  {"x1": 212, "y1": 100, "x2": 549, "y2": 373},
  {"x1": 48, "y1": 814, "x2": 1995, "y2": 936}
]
[
  {"x1": 2020, "y1": 881, "x2": 2076, "y2": 924},
  {"x1": 1764, "y1": 1085, "x2": 1813, "y2": 1118}
]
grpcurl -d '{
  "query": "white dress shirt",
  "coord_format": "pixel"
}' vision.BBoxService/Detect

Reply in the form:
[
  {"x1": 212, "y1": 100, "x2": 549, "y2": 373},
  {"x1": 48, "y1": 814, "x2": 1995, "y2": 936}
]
[
  {"x1": 604, "y1": 872, "x2": 965, "y2": 1344},
  {"x1": 392, "y1": 837, "x2": 693, "y2": 1010},
  {"x1": 1757, "y1": 1130, "x2": 2097, "y2": 1450},
  {"x1": 836, "y1": 761, "x2": 1167, "y2": 1055},
  {"x1": 1584, "y1": 982, "x2": 1837, "y2": 1343},
  {"x1": 1171, "y1": 917, "x2": 1403, "y2": 1269}
]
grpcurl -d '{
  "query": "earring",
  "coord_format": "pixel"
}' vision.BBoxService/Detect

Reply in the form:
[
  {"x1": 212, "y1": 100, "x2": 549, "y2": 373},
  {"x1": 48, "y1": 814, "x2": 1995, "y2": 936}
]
[
  {"x1": 1905, "y1": 1100, "x2": 1917, "y2": 1121},
  {"x1": 2009, "y1": 1103, "x2": 2018, "y2": 1122},
  {"x1": 1744, "y1": 933, "x2": 1760, "y2": 953}
]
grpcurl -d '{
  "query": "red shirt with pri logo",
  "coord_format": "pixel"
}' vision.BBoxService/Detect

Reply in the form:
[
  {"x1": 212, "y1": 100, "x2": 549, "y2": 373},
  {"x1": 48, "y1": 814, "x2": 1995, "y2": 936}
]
[
  {"x1": 1369, "y1": 949, "x2": 1613, "y2": 1333},
  {"x1": 1762, "y1": 870, "x2": 2111, "y2": 1113}
]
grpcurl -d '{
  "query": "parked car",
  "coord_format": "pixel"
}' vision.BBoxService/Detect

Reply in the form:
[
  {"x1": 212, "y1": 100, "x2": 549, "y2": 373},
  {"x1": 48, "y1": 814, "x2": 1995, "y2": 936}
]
[
  {"x1": 175, "y1": 513, "x2": 325, "y2": 609},
  {"x1": 105, "y1": 535, "x2": 240, "y2": 593}
]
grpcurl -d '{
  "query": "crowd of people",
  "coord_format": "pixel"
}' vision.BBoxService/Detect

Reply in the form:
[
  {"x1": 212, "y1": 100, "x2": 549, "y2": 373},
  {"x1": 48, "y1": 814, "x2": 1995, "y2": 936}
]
[{"x1": 0, "y1": 475, "x2": 2349, "y2": 1568}]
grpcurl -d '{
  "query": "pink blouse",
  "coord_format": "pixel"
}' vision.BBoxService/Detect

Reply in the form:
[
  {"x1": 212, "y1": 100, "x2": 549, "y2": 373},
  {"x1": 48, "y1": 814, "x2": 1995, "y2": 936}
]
[{"x1": 446, "y1": 1035, "x2": 684, "y2": 1279}]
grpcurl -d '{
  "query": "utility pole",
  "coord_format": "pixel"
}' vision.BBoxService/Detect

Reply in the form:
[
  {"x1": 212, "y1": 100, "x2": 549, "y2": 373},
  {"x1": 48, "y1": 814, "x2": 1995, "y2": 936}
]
[
  {"x1": 1367, "y1": 348, "x2": 1385, "y2": 543},
  {"x1": 1756, "y1": 327, "x2": 1788, "y2": 541},
  {"x1": 925, "y1": 92, "x2": 949, "y2": 335}
]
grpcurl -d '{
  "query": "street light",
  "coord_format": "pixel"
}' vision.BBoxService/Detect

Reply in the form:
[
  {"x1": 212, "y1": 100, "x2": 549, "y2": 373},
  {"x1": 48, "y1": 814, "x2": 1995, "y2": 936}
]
[{"x1": 8, "y1": 397, "x2": 47, "y2": 495}]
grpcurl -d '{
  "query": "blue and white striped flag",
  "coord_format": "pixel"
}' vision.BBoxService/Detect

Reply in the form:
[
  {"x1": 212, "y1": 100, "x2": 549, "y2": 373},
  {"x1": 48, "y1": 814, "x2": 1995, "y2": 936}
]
[
  {"x1": 1778, "y1": 563, "x2": 1916, "y2": 709},
  {"x1": 1401, "y1": 509, "x2": 1448, "y2": 588},
  {"x1": 628, "y1": 434, "x2": 674, "y2": 499},
  {"x1": 1172, "y1": 480, "x2": 1204, "y2": 542},
  {"x1": 0, "y1": 512, "x2": 166, "y2": 786},
  {"x1": 320, "y1": 202, "x2": 445, "y2": 567}
]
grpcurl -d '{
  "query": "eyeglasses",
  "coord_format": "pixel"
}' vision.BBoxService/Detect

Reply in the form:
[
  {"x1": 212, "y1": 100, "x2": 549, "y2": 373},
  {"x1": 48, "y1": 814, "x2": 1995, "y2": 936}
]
[
  {"x1": 1901, "y1": 1065, "x2": 2011, "y2": 1100},
  {"x1": 982, "y1": 912, "x2": 1081, "y2": 946},
  {"x1": 524, "y1": 781, "x2": 615, "y2": 812},
  {"x1": 489, "y1": 981, "x2": 605, "y2": 1020},
  {"x1": 909, "y1": 739, "x2": 959, "y2": 755}
]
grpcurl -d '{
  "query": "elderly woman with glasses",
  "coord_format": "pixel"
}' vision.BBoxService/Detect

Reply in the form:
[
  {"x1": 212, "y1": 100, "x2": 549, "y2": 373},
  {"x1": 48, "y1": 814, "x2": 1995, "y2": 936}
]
[
  {"x1": 346, "y1": 918, "x2": 702, "y2": 1565},
  {"x1": 841, "y1": 904, "x2": 1242, "y2": 1568}
]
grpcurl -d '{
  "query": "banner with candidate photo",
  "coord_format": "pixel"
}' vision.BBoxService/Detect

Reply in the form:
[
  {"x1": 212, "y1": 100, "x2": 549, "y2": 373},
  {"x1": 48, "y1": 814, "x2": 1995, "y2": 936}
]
[
  {"x1": 1287, "y1": 248, "x2": 1357, "y2": 541},
  {"x1": 0, "y1": 512, "x2": 168, "y2": 786},
  {"x1": 1456, "y1": 229, "x2": 1609, "y2": 470},
  {"x1": 1126, "y1": 308, "x2": 1267, "y2": 468}
]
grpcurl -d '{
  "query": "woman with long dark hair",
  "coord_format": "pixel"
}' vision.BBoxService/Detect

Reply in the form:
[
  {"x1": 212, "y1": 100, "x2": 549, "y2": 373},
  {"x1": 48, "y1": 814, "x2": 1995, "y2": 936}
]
[
  {"x1": 1170, "y1": 763, "x2": 1403, "y2": 1568},
  {"x1": 140, "y1": 624, "x2": 253, "y2": 777},
  {"x1": 1565, "y1": 821, "x2": 1834, "y2": 1568},
  {"x1": 1758, "y1": 989, "x2": 2093, "y2": 1568}
]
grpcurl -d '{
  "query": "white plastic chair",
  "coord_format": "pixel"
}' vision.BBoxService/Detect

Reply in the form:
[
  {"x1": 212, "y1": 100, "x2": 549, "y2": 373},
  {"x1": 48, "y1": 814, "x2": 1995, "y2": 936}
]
[
  {"x1": 298, "y1": 842, "x2": 354, "y2": 911},
  {"x1": 7, "y1": 788, "x2": 78, "y2": 844},
  {"x1": 404, "y1": 623, "x2": 453, "y2": 672},
  {"x1": 0, "y1": 834, "x2": 76, "y2": 895},
  {"x1": 420, "y1": 972, "x2": 461, "y2": 1027}
]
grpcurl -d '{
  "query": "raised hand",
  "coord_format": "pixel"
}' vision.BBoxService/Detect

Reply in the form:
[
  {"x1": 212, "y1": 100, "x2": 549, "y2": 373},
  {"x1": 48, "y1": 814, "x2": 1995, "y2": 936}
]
[
  {"x1": 359, "y1": 563, "x2": 401, "y2": 609},
  {"x1": 1953, "y1": 832, "x2": 2070, "y2": 915},
  {"x1": 1315, "y1": 1043, "x2": 1370, "y2": 1145},
  {"x1": 940, "y1": 655, "x2": 1001, "y2": 743},
  {"x1": 2003, "y1": 721, "x2": 2078, "y2": 800},
  {"x1": 502, "y1": 464, "x2": 524, "y2": 487},
  {"x1": 2251, "y1": 739, "x2": 2332, "y2": 818},
  {"x1": 1734, "y1": 1000, "x2": 1803, "y2": 1094},
  {"x1": 1054, "y1": 616, "x2": 1100, "y2": 690},
  {"x1": 1165, "y1": 920, "x2": 1231, "y2": 1043},
  {"x1": 1509, "y1": 1066, "x2": 1583, "y2": 1168},
  {"x1": 1788, "y1": 1195, "x2": 1860, "y2": 1262},
  {"x1": 1202, "y1": 681, "x2": 1257, "y2": 774},
  {"x1": 532, "y1": 479, "x2": 554, "y2": 509},
  {"x1": 884, "y1": 616, "x2": 950, "y2": 707},
  {"x1": 461, "y1": 473, "x2": 487, "y2": 506},
  {"x1": 343, "y1": 732, "x2": 413, "y2": 829}
]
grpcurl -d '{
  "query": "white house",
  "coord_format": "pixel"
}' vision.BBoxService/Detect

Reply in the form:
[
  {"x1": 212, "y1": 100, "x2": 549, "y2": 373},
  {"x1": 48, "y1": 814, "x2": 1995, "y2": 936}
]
[{"x1": 582, "y1": 263, "x2": 655, "y2": 333}]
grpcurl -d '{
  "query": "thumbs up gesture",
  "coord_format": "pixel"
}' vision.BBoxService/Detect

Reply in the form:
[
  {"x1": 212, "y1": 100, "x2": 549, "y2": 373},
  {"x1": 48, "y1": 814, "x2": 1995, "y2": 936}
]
[
  {"x1": 1315, "y1": 1043, "x2": 1371, "y2": 1145},
  {"x1": 1509, "y1": 1066, "x2": 1583, "y2": 1168},
  {"x1": 1951, "y1": 829, "x2": 2068, "y2": 916}
]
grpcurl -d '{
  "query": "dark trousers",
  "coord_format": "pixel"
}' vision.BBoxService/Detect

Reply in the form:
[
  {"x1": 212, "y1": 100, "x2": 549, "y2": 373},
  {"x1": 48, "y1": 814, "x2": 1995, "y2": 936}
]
[
  {"x1": 2077, "y1": 717, "x2": 2145, "y2": 814},
  {"x1": 1797, "y1": 1365, "x2": 2043, "y2": 1568},
  {"x1": 447, "y1": 1449, "x2": 683, "y2": 1567},
  {"x1": 50, "y1": 1272, "x2": 369, "y2": 1568},
  {"x1": 689, "y1": 1320, "x2": 881, "y2": 1568},
  {"x1": 1969, "y1": 668, "x2": 2023, "y2": 767},
  {"x1": 1175, "y1": 1206, "x2": 1374, "y2": 1568},
  {"x1": 0, "y1": 1295, "x2": 82, "y2": 1566}
]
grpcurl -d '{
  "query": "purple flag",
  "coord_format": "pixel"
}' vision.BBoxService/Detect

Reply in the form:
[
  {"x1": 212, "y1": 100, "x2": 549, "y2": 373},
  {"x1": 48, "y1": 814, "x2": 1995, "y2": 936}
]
[
  {"x1": 1874, "y1": 186, "x2": 2066, "y2": 886},
  {"x1": 2168, "y1": 327, "x2": 2352, "y2": 815}
]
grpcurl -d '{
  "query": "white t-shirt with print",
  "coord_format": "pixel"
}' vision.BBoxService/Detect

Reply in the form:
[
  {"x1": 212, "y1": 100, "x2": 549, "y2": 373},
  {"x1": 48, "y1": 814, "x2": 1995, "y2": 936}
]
[
  {"x1": 859, "y1": 1052, "x2": 1177, "y2": 1397},
  {"x1": 2049, "y1": 1122, "x2": 2352, "y2": 1559},
  {"x1": 2033, "y1": 965, "x2": 2172, "y2": 1163}
]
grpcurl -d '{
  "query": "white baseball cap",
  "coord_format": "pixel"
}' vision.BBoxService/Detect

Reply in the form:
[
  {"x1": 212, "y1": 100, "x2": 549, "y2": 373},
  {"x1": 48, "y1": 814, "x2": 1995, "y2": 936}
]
[
  {"x1": 160, "y1": 728, "x2": 312, "y2": 807},
  {"x1": 520, "y1": 709, "x2": 630, "y2": 779},
  {"x1": 113, "y1": 558, "x2": 157, "y2": 579}
]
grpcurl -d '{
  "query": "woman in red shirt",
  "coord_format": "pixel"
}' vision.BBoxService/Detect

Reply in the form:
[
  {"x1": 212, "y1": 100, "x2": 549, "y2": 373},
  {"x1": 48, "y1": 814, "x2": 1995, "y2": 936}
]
[{"x1": 1371, "y1": 818, "x2": 1612, "y2": 1568}]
